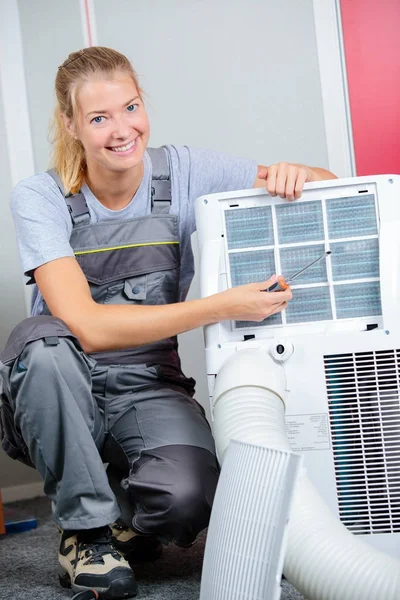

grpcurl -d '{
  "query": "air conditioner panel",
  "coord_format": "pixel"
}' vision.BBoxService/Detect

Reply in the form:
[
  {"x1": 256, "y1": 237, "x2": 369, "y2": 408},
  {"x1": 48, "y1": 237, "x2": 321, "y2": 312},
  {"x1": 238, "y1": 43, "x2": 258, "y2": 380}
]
[{"x1": 195, "y1": 174, "x2": 400, "y2": 558}]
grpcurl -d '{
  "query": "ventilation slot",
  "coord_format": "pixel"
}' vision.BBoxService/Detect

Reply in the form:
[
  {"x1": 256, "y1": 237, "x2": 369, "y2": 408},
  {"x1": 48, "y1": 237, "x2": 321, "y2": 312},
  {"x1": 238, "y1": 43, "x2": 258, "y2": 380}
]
[{"x1": 324, "y1": 349, "x2": 400, "y2": 535}]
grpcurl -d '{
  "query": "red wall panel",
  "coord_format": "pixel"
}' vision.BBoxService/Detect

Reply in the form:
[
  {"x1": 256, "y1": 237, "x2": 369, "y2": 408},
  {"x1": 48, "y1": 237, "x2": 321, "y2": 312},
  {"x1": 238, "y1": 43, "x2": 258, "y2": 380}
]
[{"x1": 340, "y1": 0, "x2": 400, "y2": 175}]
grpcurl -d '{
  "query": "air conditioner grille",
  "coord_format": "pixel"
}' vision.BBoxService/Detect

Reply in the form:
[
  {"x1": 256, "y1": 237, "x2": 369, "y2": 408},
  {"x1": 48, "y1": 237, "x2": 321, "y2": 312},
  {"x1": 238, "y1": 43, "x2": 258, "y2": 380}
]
[
  {"x1": 324, "y1": 349, "x2": 400, "y2": 534},
  {"x1": 225, "y1": 194, "x2": 382, "y2": 329}
]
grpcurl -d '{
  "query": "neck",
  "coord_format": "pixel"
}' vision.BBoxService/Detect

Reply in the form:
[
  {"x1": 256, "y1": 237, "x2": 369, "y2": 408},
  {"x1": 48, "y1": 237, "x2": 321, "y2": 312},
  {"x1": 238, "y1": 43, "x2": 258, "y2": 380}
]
[{"x1": 86, "y1": 161, "x2": 144, "y2": 210}]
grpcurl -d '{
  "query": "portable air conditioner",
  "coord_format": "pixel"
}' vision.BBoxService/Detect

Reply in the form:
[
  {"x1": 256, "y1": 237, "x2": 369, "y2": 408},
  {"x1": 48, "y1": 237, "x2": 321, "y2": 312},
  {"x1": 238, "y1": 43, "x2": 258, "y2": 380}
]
[{"x1": 195, "y1": 174, "x2": 400, "y2": 560}]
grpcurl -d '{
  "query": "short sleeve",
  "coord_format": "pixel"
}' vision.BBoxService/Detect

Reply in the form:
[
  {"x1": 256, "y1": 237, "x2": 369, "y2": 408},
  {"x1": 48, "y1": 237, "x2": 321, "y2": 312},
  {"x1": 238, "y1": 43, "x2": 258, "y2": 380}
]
[
  {"x1": 10, "y1": 173, "x2": 74, "y2": 283},
  {"x1": 167, "y1": 145, "x2": 257, "y2": 204}
]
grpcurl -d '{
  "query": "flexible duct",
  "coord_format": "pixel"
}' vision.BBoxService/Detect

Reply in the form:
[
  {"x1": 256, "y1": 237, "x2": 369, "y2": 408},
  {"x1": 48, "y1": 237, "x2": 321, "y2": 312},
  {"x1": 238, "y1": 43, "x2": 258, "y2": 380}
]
[
  {"x1": 200, "y1": 440, "x2": 301, "y2": 600},
  {"x1": 211, "y1": 348, "x2": 400, "y2": 600}
]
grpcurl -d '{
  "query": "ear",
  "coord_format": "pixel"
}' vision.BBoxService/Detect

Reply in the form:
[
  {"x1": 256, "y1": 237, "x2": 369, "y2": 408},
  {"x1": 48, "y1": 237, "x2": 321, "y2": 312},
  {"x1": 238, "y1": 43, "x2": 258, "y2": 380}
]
[{"x1": 60, "y1": 113, "x2": 79, "y2": 140}]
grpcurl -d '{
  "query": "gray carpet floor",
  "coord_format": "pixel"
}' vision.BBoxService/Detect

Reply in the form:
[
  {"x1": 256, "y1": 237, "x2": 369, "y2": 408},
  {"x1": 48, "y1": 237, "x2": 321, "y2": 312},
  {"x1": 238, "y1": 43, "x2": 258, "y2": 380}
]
[{"x1": 0, "y1": 497, "x2": 305, "y2": 600}]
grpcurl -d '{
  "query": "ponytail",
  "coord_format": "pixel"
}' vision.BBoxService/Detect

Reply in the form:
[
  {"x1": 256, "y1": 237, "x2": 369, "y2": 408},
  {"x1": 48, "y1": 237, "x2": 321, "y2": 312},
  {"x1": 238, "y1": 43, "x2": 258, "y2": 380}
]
[{"x1": 50, "y1": 104, "x2": 86, "y2": 194}]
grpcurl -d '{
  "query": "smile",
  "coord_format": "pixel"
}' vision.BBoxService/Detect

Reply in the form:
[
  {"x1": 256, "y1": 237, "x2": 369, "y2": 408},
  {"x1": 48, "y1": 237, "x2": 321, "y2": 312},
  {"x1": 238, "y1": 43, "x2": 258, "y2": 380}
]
[{"x1": 108, "y1": 139, "x2": 136, "y2": 153}]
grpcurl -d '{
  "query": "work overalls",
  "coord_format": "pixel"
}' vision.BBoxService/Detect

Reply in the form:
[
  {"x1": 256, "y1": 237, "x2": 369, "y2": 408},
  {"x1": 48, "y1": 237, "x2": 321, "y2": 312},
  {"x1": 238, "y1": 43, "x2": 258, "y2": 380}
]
[{"x1": 0, "y1": 148, "x2": 219, "y2": 546}]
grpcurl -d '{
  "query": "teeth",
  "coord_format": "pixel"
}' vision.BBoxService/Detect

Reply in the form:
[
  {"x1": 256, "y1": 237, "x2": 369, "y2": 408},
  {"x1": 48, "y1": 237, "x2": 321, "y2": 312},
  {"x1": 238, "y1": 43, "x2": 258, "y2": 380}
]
[{"x1": 110, "y1": 140, "x2": 135, "y2": 152}]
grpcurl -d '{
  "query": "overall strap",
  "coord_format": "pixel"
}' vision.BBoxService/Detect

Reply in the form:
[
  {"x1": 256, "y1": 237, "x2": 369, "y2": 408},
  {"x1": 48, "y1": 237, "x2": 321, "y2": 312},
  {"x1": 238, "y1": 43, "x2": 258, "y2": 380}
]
[
  {"x1": 147, "y1": 146, "x2": 172, "y2": 214},
  {"x1": 47, "y1": 169, "x2": 90, "y2": 227},
  {"x1": 47, "y1": 146, "x2": 172, "y2": 225}
]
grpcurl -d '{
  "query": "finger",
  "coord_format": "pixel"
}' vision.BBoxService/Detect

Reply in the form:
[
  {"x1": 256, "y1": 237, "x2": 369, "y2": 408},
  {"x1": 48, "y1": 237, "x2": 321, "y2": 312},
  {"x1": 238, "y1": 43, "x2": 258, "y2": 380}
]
[
  {"x1": 261, "y1": 274, "x2": 277, "y2": 288},
  {"x1": 294, "y1": 167, "x2": 308, "y2": 199},
  {"x1": 259, "y1": 277, "x2": 293, "y2": 296},
  {"x1": 285, "y1": 165, "x2": 298, "y2": 201},
  {"x1": 279, "y1": 287, "x2": 293, "y2": 301},
  {"x1": 253, "y1": 275, "x2": 277, "y2": 292},
  {"x1": 270, "y1": 293, "x2": 290, "y2": 306},
  {"x1": 265, "y1": 287, "x2": 292, "y2": 303},
  {"x1": 270, "y1": 301, "x2": 288, "y2": 315},
  {"x1": 262, "y1": 291, "x2": 290, "y2": 306},
  {"x1": 275, "y1": 162, "x2": 288, "y2": 198},
  {"x1": 257, "y1": 166, "x2": 268, "y2": 180},
  {"x1": 262, "y1": 302, "x2": 286, "y2": 321},
  {"x1": 265, "y1": 164, "x2": 278, "y2": 196}
]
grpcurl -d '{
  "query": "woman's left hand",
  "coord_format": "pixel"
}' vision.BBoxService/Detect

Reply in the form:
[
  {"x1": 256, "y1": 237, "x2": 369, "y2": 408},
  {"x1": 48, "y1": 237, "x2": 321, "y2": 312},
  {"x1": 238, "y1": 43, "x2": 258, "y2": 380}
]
[{"x1": 255, "y1": 162, "x2": 336, "y2": 201}]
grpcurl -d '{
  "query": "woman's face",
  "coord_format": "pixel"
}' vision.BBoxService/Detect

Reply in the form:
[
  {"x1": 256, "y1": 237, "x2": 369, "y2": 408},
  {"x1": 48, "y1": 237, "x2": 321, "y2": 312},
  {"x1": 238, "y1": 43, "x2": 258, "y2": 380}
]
[{"x1": 70, "y1": 72, "x2": 150, "y2": 174}]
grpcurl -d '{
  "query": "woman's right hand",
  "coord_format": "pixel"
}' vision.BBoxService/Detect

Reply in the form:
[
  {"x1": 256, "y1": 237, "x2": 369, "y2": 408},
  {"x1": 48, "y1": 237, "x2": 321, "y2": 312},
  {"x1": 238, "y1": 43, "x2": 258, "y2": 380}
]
[{"x1": 214, "y1": 275, "x2": 292, "y2": 322}]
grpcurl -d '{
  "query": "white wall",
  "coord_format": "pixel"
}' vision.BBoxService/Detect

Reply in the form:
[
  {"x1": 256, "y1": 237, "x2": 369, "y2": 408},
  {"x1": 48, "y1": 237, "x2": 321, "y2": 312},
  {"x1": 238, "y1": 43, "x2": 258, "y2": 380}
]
[{"x1": 0, "y1": 0, "x2": 351, "y2": 497}]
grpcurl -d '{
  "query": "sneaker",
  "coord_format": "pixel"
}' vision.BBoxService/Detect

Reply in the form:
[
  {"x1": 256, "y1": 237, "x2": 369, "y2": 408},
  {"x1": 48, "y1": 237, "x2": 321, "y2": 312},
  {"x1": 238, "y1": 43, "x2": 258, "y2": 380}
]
[
  {"x1": 111, "y1": 522, "x2": 163, "y2": 564},
  {"x1": 58, "y1": 526, "x2": 137, "y2": 599}
]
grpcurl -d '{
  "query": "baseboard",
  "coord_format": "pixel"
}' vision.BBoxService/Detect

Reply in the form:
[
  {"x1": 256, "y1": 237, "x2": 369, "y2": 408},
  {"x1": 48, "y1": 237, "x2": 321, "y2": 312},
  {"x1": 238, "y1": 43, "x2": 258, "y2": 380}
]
[{"x1": 1, "y1": 481, "x2": 45, "y2": 504}]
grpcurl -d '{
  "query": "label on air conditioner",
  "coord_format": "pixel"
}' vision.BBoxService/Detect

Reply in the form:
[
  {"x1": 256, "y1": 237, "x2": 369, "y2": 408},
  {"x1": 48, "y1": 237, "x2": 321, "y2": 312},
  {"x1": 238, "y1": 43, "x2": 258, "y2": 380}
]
[{"x1": 285, "y1": 413, "x2": 330, "y2": 451}]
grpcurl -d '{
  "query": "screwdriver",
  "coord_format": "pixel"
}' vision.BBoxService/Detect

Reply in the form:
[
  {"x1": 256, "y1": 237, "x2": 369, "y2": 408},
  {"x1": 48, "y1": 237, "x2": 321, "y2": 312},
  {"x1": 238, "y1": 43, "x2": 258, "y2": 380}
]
[{"x1": 263, "y1": 250, "x2": 331, "y2": 292}]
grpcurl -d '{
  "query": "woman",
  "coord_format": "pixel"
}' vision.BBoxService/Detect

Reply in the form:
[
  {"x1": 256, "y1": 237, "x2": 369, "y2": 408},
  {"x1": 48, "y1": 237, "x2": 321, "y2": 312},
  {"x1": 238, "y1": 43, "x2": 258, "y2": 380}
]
[{"x1": 0, "y1": 46, "x2": 335, "y2": 599}]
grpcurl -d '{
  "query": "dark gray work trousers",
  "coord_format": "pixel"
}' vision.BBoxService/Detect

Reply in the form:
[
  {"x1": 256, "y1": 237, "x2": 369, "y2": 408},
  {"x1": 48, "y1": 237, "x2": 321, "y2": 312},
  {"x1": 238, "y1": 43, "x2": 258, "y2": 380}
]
[{"x1": 0, "y1": 316, "x2": 219, "y2": 546}]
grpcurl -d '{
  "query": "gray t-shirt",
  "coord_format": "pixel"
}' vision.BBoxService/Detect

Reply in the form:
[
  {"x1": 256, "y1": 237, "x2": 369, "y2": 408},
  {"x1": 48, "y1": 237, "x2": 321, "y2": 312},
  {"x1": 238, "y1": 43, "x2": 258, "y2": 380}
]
[{"x1": 11, "y1": 145, "x2": 257, "y2": 315}]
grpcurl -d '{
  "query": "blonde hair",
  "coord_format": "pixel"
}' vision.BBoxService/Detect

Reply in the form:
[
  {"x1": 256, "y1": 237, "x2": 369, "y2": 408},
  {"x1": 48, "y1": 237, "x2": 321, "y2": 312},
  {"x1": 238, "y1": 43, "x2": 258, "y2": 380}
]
[{"x1": 50, "y1": 46, "x2": 141, "y2": 194}]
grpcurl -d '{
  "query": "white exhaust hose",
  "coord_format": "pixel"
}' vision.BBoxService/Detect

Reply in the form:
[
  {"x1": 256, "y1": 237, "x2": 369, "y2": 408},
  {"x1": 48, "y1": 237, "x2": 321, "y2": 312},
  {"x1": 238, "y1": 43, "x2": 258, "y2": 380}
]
[
  {"x1": 211, "y1": 349, "x2": 400, "y2": 600},
  {"x1": 200, "y1": 440, "x2": 301, "y2": 600}
]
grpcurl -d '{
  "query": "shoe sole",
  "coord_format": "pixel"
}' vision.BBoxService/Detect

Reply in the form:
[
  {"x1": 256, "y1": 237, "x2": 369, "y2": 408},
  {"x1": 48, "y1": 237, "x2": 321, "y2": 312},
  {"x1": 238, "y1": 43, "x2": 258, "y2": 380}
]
[{"x1": 59, "y1": 569, "x2": 137, "y2": 599}]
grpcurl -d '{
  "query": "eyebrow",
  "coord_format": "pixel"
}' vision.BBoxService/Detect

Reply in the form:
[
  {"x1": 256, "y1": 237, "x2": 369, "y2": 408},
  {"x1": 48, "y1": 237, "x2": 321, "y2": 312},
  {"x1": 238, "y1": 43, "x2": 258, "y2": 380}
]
[{"x1": 85, "y1": 96, "x2": 140, "y2": 118}]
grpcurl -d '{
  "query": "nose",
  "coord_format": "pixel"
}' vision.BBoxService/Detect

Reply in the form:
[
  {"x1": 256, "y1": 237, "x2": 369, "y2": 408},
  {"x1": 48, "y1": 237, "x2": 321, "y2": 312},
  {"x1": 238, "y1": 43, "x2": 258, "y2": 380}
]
[{"x1": 112, "y1": 115, "x2": 131, "y2": 140}]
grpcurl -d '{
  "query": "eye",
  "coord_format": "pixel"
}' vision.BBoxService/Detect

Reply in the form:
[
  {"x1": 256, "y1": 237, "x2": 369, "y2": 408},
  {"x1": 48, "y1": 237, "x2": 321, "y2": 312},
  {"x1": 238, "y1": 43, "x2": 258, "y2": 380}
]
[
  {"x1": 91, "y1": 116, "x2": 105, "y2": 124},
  {"x1": 127, "y1": 104, "x2": 138, "y2": 112}
]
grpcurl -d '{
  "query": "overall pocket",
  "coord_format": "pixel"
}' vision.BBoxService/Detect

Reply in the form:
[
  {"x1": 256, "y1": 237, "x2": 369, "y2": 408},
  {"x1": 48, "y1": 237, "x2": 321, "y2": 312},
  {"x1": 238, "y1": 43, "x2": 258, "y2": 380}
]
[
  {"x1": 0, "y1": 390, "x2": 34, "y2": 467},
  {"x1": 96, "y1": 269, "x2": 179, "y2": 306}
]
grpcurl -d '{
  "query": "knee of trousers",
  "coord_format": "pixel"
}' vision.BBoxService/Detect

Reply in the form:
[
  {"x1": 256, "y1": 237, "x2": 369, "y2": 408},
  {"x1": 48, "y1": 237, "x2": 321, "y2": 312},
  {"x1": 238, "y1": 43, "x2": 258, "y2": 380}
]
[
  {"x1": 7, "y1": 318, "x2": 90, "y2": 407},
  {"x1": 21, "y1": 339, "x2": 82, "y2": 380},
  {"x1": 3, "y1": 315, "x2": 75, "y2": 354},
  {"x1": 125, "y1": 445, "x2": 220, "y2": 546}
]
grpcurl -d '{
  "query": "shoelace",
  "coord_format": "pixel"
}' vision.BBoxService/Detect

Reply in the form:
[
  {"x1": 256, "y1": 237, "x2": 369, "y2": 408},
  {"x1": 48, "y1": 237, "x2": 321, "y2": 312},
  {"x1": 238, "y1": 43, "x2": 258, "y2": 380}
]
[{"x1": 78, "y1": 533, "x2": 121, "y2": 565}]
